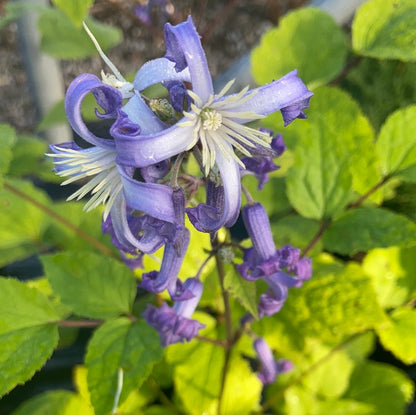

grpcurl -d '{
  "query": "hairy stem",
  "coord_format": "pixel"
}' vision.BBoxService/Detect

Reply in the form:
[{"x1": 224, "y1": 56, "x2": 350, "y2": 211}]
[{"x1": 4, "y1": 181, "x2": 118, "y2": 259}]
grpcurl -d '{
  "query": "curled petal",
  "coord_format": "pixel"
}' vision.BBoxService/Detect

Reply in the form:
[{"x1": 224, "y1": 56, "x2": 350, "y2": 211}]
[
  {"x1": 140, "y1": 227, "x2": 190, "y2": 294},
  {"x1": 119, "y1": 93, "x2": 166, "y2": 135},
  {"x1": 226, "y1": 70, "x2": 313, "y2": 124},
  {"x1": 143, "y1": 277, "x2": 204, "y2": 346},
  {"x1": 173, "y1": 278, "x2": 203, "y2": 318},
  {"x1": 133, "y1": 57, "x2": 191, "y2": 91},
  {"x1": 186, "y1": 146, "x2": 241, "y2": 232},
  {"x1": 164, "y1": 81, "x2": 190, "y2": 112},
  {"x1": 114, "y1": 123, "x2": 195, "y2": 167},
  {"x1": 143, "y1": 303, "x2": 204, "y2": 346},
  {"x1": 102, "y1": 192, "x2": 167, "y2": 254},
  {"x1": 140, "y1": 160, "x2": 170, "y2": 183},
  {"x1": 253, "y1": 338, "x2": 293, "y2": 385},
  {"x1": 258, "y1": 291, "x2": 286, "y2": 318},
  {"x1": 164, "y1": 16, "x2": 213, "y2": 102},
  {"x1": 65, "y1": 73, "x2": 121, "y2": 149},
  {"x1": 118, "y1": 166, "x2": 176, "y2": 223}
]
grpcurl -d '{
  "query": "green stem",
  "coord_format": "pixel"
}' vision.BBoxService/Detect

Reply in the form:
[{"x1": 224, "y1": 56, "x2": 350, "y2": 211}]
[
  {"x1": 213, "y1": 237, "x2": 233, "y2": 415},
  {"x1": 4, "y1": 181, "x2": 118, "y2": 260},
  {"x1": 57, "y1": 319, "x2": 102, "y2": 328}
]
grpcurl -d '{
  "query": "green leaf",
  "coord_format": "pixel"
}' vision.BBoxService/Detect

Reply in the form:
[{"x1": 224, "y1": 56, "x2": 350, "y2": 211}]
[
  {"x1": 219, "y1": 352, "x2": 262, "y2": 415},
  {"x1": 0, "y1": 278, "x2": 59, "y2": 397},
  {"x1": 352, "y1": 0, "x2": 416, "y2": 62},
  {"x1": 363, "y1": 246, "x2": 416, "y2": 308},
  {"x1": 39, "y1": 9, "x2": 122, "y2": 59},
  {"x1": 252, "y1": 8, "x2": 347, "y2": 88},
  {"x1": 42, "y1": 201, "x2": 114, "y2": 254},
  {"x1": 11, "y1": 390, "x2": 93, "y2": 415},
  {"x1": 323, "y1": 207, "x2": 416, "y2": 255},
  {"x1": 243, "y1": 175, "x2": 292, "y2": 218},
  {"x1": 41, "y1": 251, "x2": 136, "y2": 319},
  {"x1": 376, "y1": 307, "x2": 416, "y2": 364},
  {"x1": 224, "y1": 263, "x2": 258, "y2": 319},
  {"x1": 313, "y1": 399, "x2": 375, "y2": 415},
  {"x1": 344, "y1": 361, "x2": 414, "y2": 415},
  {"x1": 85, "y1": 318, "x2": 163, "y2": 415},
  {"x1": 285, "y1": 87, "x2": 380, "y2": 220},
  {"x1": 270, "y1": 260, "x2": 387, "y2": 344},
  {"x1": 376, "y1": 105, "x2": 416, "y2": 181},
  {"x1": 0, "y1": 124, "x2": 17, "y2": 186},
  {"x1": 172, "y1": 339, "x2": 224, "y2": 415},
  {"x1": 271, "y1": 214, "x2": 322, "y2": 255},
  {"x1": 51, "y1": 0, "x2": 94, "y2": 27},
  {"x1": 340, "y1": 59, "x2": 416, "y2": 131},
  {"x1": 8, "y1": 135, "x2": 52, "y2": 178},
  {"x1": 0, "y1": 178, "x2": 52, "y2": 267}
]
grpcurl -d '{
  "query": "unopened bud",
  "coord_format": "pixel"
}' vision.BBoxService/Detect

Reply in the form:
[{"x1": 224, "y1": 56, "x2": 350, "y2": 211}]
[
  {"x1": 218, "y1": 246, "x2": 235, "y2": 263},
  {"x1": 149, "y1": 98, "x2": 175, "y2": 123}
]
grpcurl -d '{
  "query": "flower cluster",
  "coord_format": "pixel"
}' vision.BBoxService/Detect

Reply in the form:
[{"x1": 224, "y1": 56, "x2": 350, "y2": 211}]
[{"x1": 49, "y1": 16, "x2": 312, "y2": 383}]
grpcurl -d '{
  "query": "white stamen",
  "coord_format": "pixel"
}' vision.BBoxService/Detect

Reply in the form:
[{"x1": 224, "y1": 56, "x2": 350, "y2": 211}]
[
  {"x1": 47, "y1": 146, "x2": 121, "y2": 220},
  {"x1": 178, "y1": 81, "x2": 271, "y2": 174}
]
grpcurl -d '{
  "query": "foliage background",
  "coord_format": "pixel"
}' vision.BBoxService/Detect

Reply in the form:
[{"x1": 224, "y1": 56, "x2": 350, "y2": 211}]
[{"x1": 0, "y1": 0, "x2": 416, "y2": 414}]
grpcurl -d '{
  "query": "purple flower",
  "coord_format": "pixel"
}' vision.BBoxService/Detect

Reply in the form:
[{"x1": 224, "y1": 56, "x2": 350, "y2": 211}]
[
  {"x1": 143, "y1": 277, "x2": 205, "y2": 346},
  {"x1": 253, "y1": 338, "x2": 293, "y2": 385},
  {"x1": 113, "y1": 16, "x2": 312, "y2": 232},
  {"x1": 236, "y1": 203, "x2": 312, "y2": 317},
  {"x1": 140, "y1": 188, "x2": 191, "y2": 296},
  {"x1": 241, "y1": 130, "x2": 286, "y2": 190},
  {"x1": 47, "y1": 72, "x2": 181, "y2": 258}
]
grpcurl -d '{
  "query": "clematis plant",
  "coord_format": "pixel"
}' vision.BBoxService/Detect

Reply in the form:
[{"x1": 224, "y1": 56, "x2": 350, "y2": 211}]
[{"x1": 48, "y1": 15, "x2": 312, "y2": 379}]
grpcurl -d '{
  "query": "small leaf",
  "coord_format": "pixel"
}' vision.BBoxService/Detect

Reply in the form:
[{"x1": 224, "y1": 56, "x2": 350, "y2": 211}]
[
  {"x1": 352, "y1": 0, "x2": 416, "y2": 62},
  {"x1": 376, "y1": 105, "x2": 416, "y2": 181},
  {"x1": 0, "y1": 178, "x2": 52, "y2": 267},
  {"x1": 11, "y1": 390, "x2": 93, "y2": 415},
  {"x1": 340, "y1": 58, "x2": 416, "y2": 131},
  {"x1": 39, "y1": 9, "x2": 122, "y2": 59},
  {"x1": 0, "y1": 124, "x2": 17, "y2": 186},
  {"x1": 301, "y1": 340, "x2": 355, "y2": 399},
  {"x1": 42, "y1": 201, "x2": 113, "y2": 254},
  {"x1": 252, "y1": 8, "x2": 347, "y2": 88},
  {"x1": 172, "y1": 339, "x2": 224, "y2": 415},
  {"x1": 85, "y1": 318, "x2": 163, "y2": 415},
  {"x1": 362, "y1": 246, "x2": 416, "y2": 308},
  {"x1": 51, "y1": 0, "x2": 94, "y2": 28},
  {"x1": 323, "y1": 208, "x2": 416, "y2": 255},
  {"x1": 285, "y1": 87, "x2": 380, "y2": 219},
  {"x1": 344, "y1": 361, "x2": 414, "y2": 415},
  {"x1": 220, "y1": 352, "x2": 262, "y2": 415},
  {"x1": 266, "y1": 87, "x2": 382, "y2": 205},
  {"x1": 41, "y1": 251, "x2": 137, "y2": 319},
  {"x1": 0, "y1": 278, "x2": 59, "y2": 397},
  {"x1": 265, "y1": 260, "x2": 387, "y2": 344},
  {"x1": 224, "y1": 264, "x2": 258, "y2": 319},
  {"x1": 271, "y1": 214, "x2": 322, "y2": 255},
  {"x1": 376, "y1": 307, "x2": 416, "y2": 364},
  {"x1": 6, "y1": 134, "x2": 49, "y2": 179}
]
